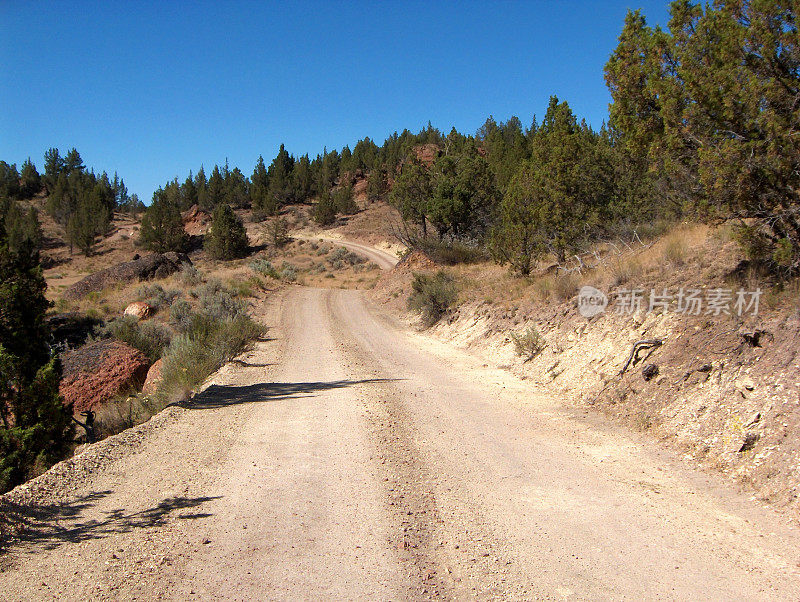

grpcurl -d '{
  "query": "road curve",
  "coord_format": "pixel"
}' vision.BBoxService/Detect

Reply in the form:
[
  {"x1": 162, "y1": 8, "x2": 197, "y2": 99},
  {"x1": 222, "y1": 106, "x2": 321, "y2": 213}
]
[
  {"x1": 1, "y1": 288, "x2": 799, "y2": 600},
  {"x1": 296, "y1": 235, "x2": 399, "y2": 270}
]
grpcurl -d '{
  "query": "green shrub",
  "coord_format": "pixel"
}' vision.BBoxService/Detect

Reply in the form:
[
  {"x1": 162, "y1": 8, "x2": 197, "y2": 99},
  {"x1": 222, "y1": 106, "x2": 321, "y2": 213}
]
[
  {"x1": 195, "y1": 281, "x2": 247, "y2": 321},
  {"x1": 510, "y1": 326, "x2": 545, "y2": 361},
  {"x1": 157, "y1": 314, "x2": 265, "y2": 403},
  {"x1": 407, "y1": 270, "x2": 458, "y2": 327},
  {"x1": 178, "y1": 263, "x2": 203, "y2": 286},
  {"x1": 418, "y1": 237, "x2": 487, "y2": 265},
  {"x1": 169, "y1": 298, "x2": 195, "y2": 333},
  {"x1": 135, "y1": 283, "x2": 181, "y2": 310},
  {"x1": 250, "y1": 258, "x2": 280, "y2": 279},
  {"x1": 279, "y1": 262, "x2": 297, "y2": 282},
  {"x1": 101, "y1": 316, "x2": 172, "y2": 363}
]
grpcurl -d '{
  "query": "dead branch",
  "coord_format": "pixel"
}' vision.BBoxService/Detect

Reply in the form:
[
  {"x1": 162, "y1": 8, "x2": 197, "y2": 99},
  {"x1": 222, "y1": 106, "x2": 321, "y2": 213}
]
[{"x1": 620, "y1": 339, "x2": 663, "y2": 375}]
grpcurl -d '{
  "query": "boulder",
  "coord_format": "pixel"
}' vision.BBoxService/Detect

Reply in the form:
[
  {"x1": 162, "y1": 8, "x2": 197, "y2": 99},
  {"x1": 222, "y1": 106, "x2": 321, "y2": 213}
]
[
  {"x1": 124, "y1": 301, "x2": 153, "y2": 320},
  {"x1": 142, "y1": 359, "x2": 163, "y2": 395},
  {"x1": 63, "y1": 253, "x2": 191, "y2": 300},
  {"x1": 60, "y1": 339, "x2": 151, "y2": 413}
]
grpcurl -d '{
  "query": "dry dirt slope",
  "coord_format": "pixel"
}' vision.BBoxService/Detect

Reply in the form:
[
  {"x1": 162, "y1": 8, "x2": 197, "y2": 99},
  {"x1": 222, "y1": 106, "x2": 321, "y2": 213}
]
[{"x1": 1, "y1": 286, "x2": 799, "y2": 600}]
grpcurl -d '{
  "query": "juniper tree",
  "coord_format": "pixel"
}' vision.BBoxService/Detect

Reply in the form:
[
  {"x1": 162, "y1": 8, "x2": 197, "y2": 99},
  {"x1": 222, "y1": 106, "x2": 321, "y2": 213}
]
[{"x1": 204, "y1": 203, "x2": 249, "y2": 260}]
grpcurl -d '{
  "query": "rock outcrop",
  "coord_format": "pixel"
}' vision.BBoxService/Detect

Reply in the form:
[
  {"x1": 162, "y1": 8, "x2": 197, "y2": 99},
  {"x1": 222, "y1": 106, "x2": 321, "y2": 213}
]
[
  {"x1": 63, "y1": 253, "x2": 191, "y2": 300},
  {"x1": 60, "y1": 339, "x2": 151, "y2": 413}
]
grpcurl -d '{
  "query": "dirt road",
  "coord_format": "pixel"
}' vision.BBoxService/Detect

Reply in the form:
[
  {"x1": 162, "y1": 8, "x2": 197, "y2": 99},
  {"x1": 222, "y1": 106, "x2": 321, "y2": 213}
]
[{"x1": 2, "y1": 287, "x2": 799, "y2": 600}]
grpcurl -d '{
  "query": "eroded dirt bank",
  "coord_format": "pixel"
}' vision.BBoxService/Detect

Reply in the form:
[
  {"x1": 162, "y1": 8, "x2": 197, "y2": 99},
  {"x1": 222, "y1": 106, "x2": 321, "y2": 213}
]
[{"x1": 1, "y1": 288, "x2": 799, "y2": 600}]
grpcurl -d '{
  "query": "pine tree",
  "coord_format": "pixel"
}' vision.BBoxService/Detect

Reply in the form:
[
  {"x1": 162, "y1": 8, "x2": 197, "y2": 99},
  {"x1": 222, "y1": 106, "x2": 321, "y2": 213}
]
[
  {"x1": 204, "y1": 203, "x2": 249, "y2": 260},
  {"x1": 250, "y1": 155, "x2": 269, "y2": 215},
  {"x1": 19, "y1": 158, "x2": 41, "y2": 198},
  {"x1": 0, "y1": 162, "x2": 20, "y2": 199},
  {"x1": 206, "y1": 165, "x2": 225, "y2": 211},
  {"x1": 429, "y1": 153, "x2": 497, "y2": 239},
  {"x1": 366, "y1": 168, "x2": 387, "y2": 202},
  {"x1": 265, "y1": 144, "x2": 295, "y2": 212},
  {"x1": 292, "y1": 154, "x2": 314, "y2": 203},
  {"x1": 195, "y1": 166, "x2": 209, "y2": 209},
  {"x1": 42, "y1": 148, "x2": 63, "y2": 193}
]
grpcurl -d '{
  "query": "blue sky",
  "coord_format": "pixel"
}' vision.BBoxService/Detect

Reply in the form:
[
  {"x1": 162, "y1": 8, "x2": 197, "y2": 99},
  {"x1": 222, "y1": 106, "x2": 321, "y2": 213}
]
[{"x1": 1, "y1": 1, "x2": 671, "y2": 202}]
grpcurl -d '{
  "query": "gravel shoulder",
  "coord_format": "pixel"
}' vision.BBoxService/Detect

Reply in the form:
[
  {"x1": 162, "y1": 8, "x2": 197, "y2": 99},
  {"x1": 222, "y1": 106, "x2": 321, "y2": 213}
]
[{"x1": 1, "y1": 286, "x2": 799, "y2": 600}]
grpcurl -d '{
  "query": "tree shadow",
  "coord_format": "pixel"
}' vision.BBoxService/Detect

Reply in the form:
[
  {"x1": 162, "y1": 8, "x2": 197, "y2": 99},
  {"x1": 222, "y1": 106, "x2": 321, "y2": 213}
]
[
  {"x1": 229, "y1": 359, "x2": 275, "y2": 368},
  {"x1": 0, "y1": 491, "x2": 219, "y2": 554},
  {"x1": 183, "y1": 378, "x2": 400, "y2": 409}
]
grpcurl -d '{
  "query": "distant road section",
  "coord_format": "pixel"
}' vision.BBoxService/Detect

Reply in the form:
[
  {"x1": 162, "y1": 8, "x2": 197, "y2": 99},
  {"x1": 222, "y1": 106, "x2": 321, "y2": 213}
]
[{"x1": 296, "y1": 235, "x2": 399, "y2": 270}]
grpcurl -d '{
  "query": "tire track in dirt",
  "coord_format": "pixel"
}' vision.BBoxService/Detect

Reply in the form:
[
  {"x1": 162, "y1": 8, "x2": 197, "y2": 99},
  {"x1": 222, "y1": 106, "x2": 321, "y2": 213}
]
[{"x1": 324, "y1": 289, "x2": 516, "y2": 600}]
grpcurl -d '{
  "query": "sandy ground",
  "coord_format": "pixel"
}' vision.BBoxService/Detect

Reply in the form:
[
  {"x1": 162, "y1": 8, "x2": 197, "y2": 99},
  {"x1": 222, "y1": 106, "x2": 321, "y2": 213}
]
[{"x1": 2, "y1": 284, "x2": 800, "y2": 600}]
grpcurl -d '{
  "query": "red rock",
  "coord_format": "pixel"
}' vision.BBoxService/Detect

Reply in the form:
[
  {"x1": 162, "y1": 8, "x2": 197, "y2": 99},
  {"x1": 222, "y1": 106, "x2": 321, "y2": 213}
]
[
  {"x1": 124, "y1": 301, "x2": 153, "y2": 320},
  {"x1": 142, "y1": 359, "x2": 163, "y2": 395},
  {"x1": 60, "y1": 339, "x2": 151, "y2": 413}
]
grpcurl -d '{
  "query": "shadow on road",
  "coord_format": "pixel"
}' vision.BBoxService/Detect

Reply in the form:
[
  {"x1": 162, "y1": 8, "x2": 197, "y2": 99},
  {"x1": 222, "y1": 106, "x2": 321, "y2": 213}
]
[
  {"x1": 0, "y1": 491, "x2": 219, "y2": 554},
  {"x1": 183, "y1": 378, "x2": 400, "y2": 409}
]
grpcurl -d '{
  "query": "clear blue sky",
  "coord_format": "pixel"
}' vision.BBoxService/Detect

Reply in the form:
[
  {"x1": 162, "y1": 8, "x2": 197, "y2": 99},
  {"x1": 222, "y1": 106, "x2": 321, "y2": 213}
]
[{"x1": 1, "y1": 1, "x2": 671, "y2": 202}]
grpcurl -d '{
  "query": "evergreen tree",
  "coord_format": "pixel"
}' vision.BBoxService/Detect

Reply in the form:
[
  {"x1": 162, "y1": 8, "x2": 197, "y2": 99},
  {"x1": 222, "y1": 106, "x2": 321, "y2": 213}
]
[
  {"x1": 139, "y1": 188, "x2": 189, "y2": 252},
  {"x1": 206, "y1": 165, "x2": 225, "y2": 210},
  {"x1": 366, "y1": 168, "x2": 387, "y2": 202},
  {"x1": 181, "y1": 172, "x2": 198, "y2": 208},
  {"x1": 389, "y1": 157, "x2": 432, "y2": 238},
  {"x1": 19, "y1": 158, "x2": 41, "y2": 198},
  {"x1": 62, "y1": 148, "x2": 85, "y2": 175},
  {"x1": 66, "y1": 183, "x2": 109, "y2": 256},
  {"x1": 333, "y1": 183, "x2": 358, "y2": 215},
  {"x1": 225, "y1": 167, "x2": 250, "y2": 208},
  {"x1": 42, "y1": 148, "x2": 63, "y2": 193},
  {"x1": 0, "y1": 214, "x2": 72, "y2": 492},
  {"x1": 195, "y1": 166, "x2": 209, "y2": 209},
  {"x1": 0, "y1": 162, "x2": 20, "y2": 199},
  {"x1": 491, "y1": 97, "x2": 611, "y2": 273},
  {"x1": 250, "y1": 155, "x2": 270, "y2": 214},
  {"x1": 292, "y1": 154, "x2": 314, "y2": 202},
  {"x1": 429, "y1": 153, "x2": 498, "y2": 239},
  {"x1": 312, "y1": 191, "x2": 337, "y2": 226},
  {"x1": 204, "y1": 203, "x2": 249, "y2": 259},
  {"x1": 265, "y1": 144, "x2": 295, "y2": 211}
]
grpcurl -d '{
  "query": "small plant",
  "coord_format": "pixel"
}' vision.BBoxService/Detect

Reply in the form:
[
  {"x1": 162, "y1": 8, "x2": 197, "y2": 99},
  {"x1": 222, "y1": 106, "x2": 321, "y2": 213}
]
[
  {"x1": 279, "y1": 262, "x2": 297, "y2": 282},
  {"x1": 269, "y1": 217, "x2": 291, "y2": 247},
  {"x1": 100, "y1": 316, "x2": 172, "y2": 362},
  {"x1": 510, "y1": 325, "x2": 545, "y2": 362},
  {"x1": 157, "y1": 314, "x2": 265, "y2": 403},
  {"x1": 250, "y1": 258, "x2": 280, "y2": 279},
  {"x1": 135, "y1": 283, "x2": 181, "y2": 310},
  {"x1": 407, "y1": 270, "x2": 458, "y2": 327},
  {"x1": 553, "y1": 273, "x2": 580, "y2": 301},
  {"x1": 663, "y1": 237, "x2": 687, "y2": 266},
  {"x1": 178, "y1": 263, "x2": 203, "y2": 286}
]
